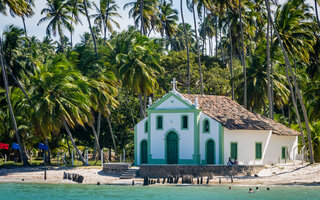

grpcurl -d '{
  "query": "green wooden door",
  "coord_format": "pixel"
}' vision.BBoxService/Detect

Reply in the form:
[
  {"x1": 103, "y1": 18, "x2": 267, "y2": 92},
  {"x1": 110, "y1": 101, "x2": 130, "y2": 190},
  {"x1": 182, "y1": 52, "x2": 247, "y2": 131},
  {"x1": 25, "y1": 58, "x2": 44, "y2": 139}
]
[
  {"x1": 206, "y1": 140, "x2": 215, "y2": 164},
  {"x1": 141, "y1": 140, "x2": 148, "y2": 164},
  {"x1": 167, "y1": 132, "x2": 178, "y2": 164}
]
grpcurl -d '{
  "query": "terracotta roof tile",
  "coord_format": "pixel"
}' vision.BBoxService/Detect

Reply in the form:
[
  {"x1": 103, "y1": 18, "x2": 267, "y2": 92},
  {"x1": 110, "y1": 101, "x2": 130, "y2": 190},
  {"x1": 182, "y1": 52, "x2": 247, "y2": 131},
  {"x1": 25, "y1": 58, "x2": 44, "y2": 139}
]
[{"x1": 182, "y1": 94, "x2": 299, "y2": 136}]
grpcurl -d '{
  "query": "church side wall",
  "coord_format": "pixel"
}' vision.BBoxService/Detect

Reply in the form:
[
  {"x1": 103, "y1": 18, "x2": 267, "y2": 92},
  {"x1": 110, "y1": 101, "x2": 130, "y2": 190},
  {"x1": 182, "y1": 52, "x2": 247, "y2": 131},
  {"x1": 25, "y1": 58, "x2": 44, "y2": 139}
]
[
  {"x1": 199, "y1": 113, "x2": 220, "y2": 164},
  {"x1": 135, "y1": 118, "x2": 148, "y2": 165},
  {"x1": 223, "y1": 129, "x2": 298, "y2": 165}
]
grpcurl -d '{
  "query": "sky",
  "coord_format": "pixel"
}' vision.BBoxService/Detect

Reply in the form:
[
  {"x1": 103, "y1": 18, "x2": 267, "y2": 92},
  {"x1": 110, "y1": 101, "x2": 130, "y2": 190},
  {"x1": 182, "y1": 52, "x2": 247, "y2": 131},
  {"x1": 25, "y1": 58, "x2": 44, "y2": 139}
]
[{"x1": 0, "y1": 0, "x2": 316, "y2": 44}]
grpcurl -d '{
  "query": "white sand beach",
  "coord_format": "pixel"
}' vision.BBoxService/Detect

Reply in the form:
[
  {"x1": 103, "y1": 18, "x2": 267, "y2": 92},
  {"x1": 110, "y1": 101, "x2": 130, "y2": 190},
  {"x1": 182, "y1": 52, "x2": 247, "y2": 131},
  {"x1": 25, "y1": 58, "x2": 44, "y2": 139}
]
[{"x1": 0, "y1": 163, "x2": 319, "y2": 186}]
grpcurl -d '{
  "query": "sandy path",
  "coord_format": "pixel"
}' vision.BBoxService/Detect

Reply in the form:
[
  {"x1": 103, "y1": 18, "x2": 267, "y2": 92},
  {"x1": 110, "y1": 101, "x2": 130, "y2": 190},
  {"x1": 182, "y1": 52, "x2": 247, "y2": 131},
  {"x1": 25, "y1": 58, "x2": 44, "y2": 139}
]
[{"x1": 0, "y1": 164, "x2": 319, "y2": 186}]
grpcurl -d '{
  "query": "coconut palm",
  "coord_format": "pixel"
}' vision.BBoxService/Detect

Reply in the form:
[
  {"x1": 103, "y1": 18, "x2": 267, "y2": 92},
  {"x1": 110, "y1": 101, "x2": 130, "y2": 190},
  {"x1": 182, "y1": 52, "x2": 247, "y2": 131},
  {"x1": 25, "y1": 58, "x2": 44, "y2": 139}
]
[
  {"x1": 38, "y1": 0, "x2": 74, "y2": 52},
  {"x1": 124, "y1": 0, "x2": 159, "y2": 35},
  {"x1": 187, "y1": 0, "x2": 203, "y2": 93},
  {"x1": 0, "y1": 0, "x2": 32, "y2": 16},
  {"x1": 265, "y1": 0, "x2": 315, "y2": 163},
  {"x1": 66, "y1": 0, "x2": 85, "y2": 47},
  {"x1": 30, "y1": 54, "x2": 92, "y2": 165},
  {"x1": 91, "y1": 0, "x2": 121, "y2": 44},
  {"x1": 158, "y1": 1, "x2": 178, "y2": 39}
]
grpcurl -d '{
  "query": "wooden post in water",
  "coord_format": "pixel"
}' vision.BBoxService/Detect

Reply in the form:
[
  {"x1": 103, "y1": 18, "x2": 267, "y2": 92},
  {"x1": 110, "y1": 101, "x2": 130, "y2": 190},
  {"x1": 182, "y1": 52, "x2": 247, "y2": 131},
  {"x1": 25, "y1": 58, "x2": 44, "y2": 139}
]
[
  {"x1": 200, "y1": 176, "x2": 203, "y2": 184},
  {"x1": 219, "y1": 177, "x2": 221, "y2": 184},
  {"x1": 197, "y1": 176, "x2": 199, "y2": 184},
  {"x1": 231, "y1": 175, "x2": 233, "y2": 183},
  {"x1": 206, "y1": 176, "x2": 209, "y2": 184},
  {"x1": 44, "y1": 170, "x2": 47, "y2": 180}
]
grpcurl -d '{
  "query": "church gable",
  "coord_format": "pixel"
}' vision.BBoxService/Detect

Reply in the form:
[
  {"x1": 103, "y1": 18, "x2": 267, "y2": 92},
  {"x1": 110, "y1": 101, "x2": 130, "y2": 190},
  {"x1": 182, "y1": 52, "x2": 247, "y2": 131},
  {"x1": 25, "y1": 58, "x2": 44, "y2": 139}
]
[{"x1": 149, "y1": 92, "x2": 195, "y2": 110}]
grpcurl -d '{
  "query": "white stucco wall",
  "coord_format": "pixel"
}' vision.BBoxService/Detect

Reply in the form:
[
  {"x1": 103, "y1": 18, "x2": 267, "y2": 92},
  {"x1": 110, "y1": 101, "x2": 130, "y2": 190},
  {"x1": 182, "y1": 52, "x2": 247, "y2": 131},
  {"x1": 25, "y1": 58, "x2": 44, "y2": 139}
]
[
  {"x1": 223, "y1": 129, "x2": 298, "y2": 165},
  {"x1": 136, "y1": 118, "x2": 148, "y2": 165},
  {"x1": 199, "y1": 113, "x2": 220, "y2": 164},
  {"x1": 149, "y1": 112, "x2": 194, "y2": 160},
  {"x1": 155, "y1": 96, "x2": 190, "y2": 109}
]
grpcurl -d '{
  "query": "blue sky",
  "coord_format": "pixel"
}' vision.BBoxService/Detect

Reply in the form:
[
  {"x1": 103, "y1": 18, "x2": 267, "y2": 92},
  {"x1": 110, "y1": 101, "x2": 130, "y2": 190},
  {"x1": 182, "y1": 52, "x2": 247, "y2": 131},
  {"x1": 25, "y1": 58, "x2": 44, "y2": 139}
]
[{"x1": 0, "y1": 0, "x2": 316, "y2": 44}]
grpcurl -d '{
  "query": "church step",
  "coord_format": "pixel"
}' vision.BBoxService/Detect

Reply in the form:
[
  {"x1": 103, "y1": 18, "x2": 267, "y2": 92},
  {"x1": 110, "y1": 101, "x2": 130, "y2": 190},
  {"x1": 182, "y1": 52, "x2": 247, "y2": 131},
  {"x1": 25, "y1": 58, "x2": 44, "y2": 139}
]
[{"x1": 119, "y1": 168, "x2": 139, "y2": 179}]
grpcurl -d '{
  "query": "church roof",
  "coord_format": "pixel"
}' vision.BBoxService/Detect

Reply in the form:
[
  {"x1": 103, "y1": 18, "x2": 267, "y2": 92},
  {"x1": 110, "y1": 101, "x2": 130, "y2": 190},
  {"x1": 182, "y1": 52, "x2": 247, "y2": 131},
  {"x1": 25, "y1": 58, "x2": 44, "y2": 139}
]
[{"x1": 182, "y1": 94, "x2": 300, "y2": 136}]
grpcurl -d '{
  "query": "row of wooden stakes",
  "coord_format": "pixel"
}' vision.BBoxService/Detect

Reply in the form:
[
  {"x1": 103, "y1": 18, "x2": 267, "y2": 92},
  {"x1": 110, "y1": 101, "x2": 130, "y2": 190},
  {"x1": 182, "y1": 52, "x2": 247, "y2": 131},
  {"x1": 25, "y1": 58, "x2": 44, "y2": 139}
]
[
  {"x1": 63, "y1": 172, "x2": 84, "y2": 183},
  {"x1": 143, "y1": 175, "x2": 234, "y2": 186}
]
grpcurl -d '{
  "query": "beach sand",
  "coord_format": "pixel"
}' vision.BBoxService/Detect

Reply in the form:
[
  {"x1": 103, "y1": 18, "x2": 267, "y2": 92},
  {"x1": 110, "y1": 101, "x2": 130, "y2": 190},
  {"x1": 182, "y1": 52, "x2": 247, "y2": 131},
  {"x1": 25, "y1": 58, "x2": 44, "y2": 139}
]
[{"x1": 0, "y1": 163, "x2": 319, "y2": 186}]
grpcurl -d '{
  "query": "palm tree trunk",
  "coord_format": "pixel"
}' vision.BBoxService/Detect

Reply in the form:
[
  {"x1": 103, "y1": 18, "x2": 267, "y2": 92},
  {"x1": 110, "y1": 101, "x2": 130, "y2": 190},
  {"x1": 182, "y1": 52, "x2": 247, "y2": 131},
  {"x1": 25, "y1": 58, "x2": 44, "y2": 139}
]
[
  {"x1": 90, "y1": 122, "x2": 101, "y2": 160},
  {"x1": 107, "y1": 117, "x2": 117, "y2": 157},
  {"x1": 229, "y1": 19, "x2": 234, "y2": 100},
  {"x1": 58, "y1": 25, "x2": 64, "y2": 52},
  {"x1": 215, "y1": 16, "x2": 218, "y2": 57},
  {"x1": 140, "y1": 0, "x2": 146, "y2": 35},
  {"x1": 315, "y1": 0, "x2": 320, "y2": 28},
  {"x1": 239, "y1": 0, "x2": 247, "y2": 108},
  {"x1": 180, "y1": 0, "x2": 191, "y2": 93},
  {"x1": 84, "y1": 0, "x2": 98, "y2": 55},
  {"x1": 270, "y1": 23, "x2": 274, "y2": 119},
  {"x1": 192, "y1": 3, "x2": 203, "y2": 94},
  {"x1": 0, "y1": 41, "x2": 29, "y2": 166},
  {"x1": 21, "y1": 16, "x2": 27, "y2": 38},
  {"x1": 266, "y1": 13, "x2": 272, "y2": 119},
  {"x1": 265, "y1": 0, "x2": 313, "y2": 163},
  {"x1": 63, "y1": 120, "x2": 87, "y2": 165},
  {"x1": 202, "y1": 6, "x2": 206, "y2": 55},
  {"x1": 104, "y1": 0, "x2": 110, "y2": 44}
]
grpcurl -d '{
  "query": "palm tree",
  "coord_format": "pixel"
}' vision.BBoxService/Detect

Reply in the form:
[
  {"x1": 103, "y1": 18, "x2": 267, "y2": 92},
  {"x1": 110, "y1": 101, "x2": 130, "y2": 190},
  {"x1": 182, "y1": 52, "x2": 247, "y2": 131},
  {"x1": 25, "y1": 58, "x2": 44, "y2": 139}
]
[
  {"x1": 110, "y1": 29, "x2": 163, "y2": 118},
  {"x1": 238, "y1": 0, "x2": 247, "y2": 108},
  {"x1": 187, "y1": 0, "x2": 203, "y2": 93},
  {"x1": 180, "y1": 0, "x2": 191, "y2": 93},
  {"x1": 91, "y1": 0, "x2": 121, "y2": 44},
  {"x1": 30, "y1": 54, "x2": 92, "y2": 165},
  {"x1": 38, "y1": 0, "x2": 74, "y2": 52},
  {"x1": 124, "y1": 0, "x2": 159, "y2": 35},
  {"x1": 82, "y1": 0, "x2": 98, "y2": 55},
  {"x1": 18, "y1": 0, "x2": 35, "y2": 37},
  {"x1": 158, "y1": 1, "x2": 178, "y2": 39},
  {"x1": 265, "y1": 0, "x2": 315, "y2": 164},
  {"x1": 66, "y1": 0, "x2": 85, "y2": 47},
  {"x1": 0, "y1": 38, "x2": 30, "y2": 166},
  {"x1": 0, "y1": 0, "x2": 32, "y2": 16}
]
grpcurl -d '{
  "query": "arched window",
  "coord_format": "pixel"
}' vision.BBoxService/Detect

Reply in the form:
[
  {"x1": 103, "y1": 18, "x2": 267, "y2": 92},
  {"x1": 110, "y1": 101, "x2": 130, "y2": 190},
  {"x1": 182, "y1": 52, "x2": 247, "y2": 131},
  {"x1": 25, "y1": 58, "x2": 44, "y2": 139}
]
[{"x1": 203, "y1": 119, "x2": 210, "y2": 133}]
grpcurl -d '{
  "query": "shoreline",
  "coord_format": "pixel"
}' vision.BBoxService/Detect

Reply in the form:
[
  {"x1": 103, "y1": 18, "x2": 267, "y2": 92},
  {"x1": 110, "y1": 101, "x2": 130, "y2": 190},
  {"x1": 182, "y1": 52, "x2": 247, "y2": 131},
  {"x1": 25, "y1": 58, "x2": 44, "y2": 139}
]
[{"x1": 0, "y1": 163, "x2": 319, "y2": 187}]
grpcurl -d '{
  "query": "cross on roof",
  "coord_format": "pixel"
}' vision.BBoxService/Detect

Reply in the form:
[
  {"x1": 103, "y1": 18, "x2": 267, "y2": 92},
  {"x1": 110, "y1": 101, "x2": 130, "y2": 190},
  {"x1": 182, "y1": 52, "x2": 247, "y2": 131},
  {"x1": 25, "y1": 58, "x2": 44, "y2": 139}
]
[{"x1": 171, "y1": 78, "x2": 177, "y2": 91}]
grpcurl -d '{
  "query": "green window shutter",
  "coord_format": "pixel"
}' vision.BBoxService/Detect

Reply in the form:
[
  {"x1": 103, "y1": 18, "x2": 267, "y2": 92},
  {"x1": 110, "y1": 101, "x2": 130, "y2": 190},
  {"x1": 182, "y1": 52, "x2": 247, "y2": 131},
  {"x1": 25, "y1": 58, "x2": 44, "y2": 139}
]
[
  {"x1": 157, "y1": 116, "x2": 163, "y2": 129},
  {"x1": 182, "y1": 115, "x2": 188, "y2": 129},
  {"x1": 231, "y1": 143, "x2": 237, "y2": 159},
  {"x1": 144, "y1": 121, "x2": 148, "y2": 133},
  {"x1": 281, "y1": 147, "x2": 286, "y2": 159},
  {"x1": 255, "y1": 143, "x2": 262, "y2": 159}
]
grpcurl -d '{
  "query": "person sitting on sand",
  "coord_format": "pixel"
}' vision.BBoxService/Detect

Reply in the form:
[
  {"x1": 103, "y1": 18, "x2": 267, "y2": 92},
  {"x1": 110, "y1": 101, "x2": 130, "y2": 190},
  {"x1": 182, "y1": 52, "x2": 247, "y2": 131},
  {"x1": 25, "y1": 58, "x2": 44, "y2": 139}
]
[{"x1": 249, "y1": 188, "x2": 253, "y2": 193}]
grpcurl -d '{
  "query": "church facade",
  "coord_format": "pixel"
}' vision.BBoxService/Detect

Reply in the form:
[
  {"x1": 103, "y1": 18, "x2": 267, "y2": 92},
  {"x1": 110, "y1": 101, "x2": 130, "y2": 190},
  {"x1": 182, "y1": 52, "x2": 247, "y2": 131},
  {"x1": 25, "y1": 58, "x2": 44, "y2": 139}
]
[{"x1": 134, "y1": 80, "x2": 299, "y2": 165}]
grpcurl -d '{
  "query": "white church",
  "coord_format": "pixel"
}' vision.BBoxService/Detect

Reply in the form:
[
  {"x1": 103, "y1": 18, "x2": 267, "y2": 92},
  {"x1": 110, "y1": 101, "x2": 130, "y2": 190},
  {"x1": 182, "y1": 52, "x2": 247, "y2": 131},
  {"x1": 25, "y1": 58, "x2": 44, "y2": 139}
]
[{"x1": 134, "y1": 79, "x2": 299, "y2": 165}]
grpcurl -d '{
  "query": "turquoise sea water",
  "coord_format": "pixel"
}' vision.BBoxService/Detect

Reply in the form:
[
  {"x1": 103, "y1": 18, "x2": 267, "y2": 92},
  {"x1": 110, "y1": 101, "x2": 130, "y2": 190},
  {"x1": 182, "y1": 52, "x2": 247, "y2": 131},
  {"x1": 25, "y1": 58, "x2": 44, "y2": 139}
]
[{"x1": 0, "y1": 183, "x2": 319, "y2": 200}]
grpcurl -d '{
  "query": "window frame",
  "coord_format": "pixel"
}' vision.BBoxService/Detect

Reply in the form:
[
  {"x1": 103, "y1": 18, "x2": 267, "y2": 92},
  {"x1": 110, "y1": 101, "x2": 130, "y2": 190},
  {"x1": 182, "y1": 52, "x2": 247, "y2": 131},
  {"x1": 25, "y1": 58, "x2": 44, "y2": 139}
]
[
  {"x1": 156, "y1": 115, "x2": 163, "y2": 130},
  {"x1": 281, "y1": 146, "x2": 287, "y2": 159},
  {"x1": 203, "y1": 119, "x2": 210, "y2": 133},
  {"x1": 181, "y1": 115, "x2": 189, "y2": 130},
  {"x1": 255, "y1": 142, "x2": 262, "y2": 160}
]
